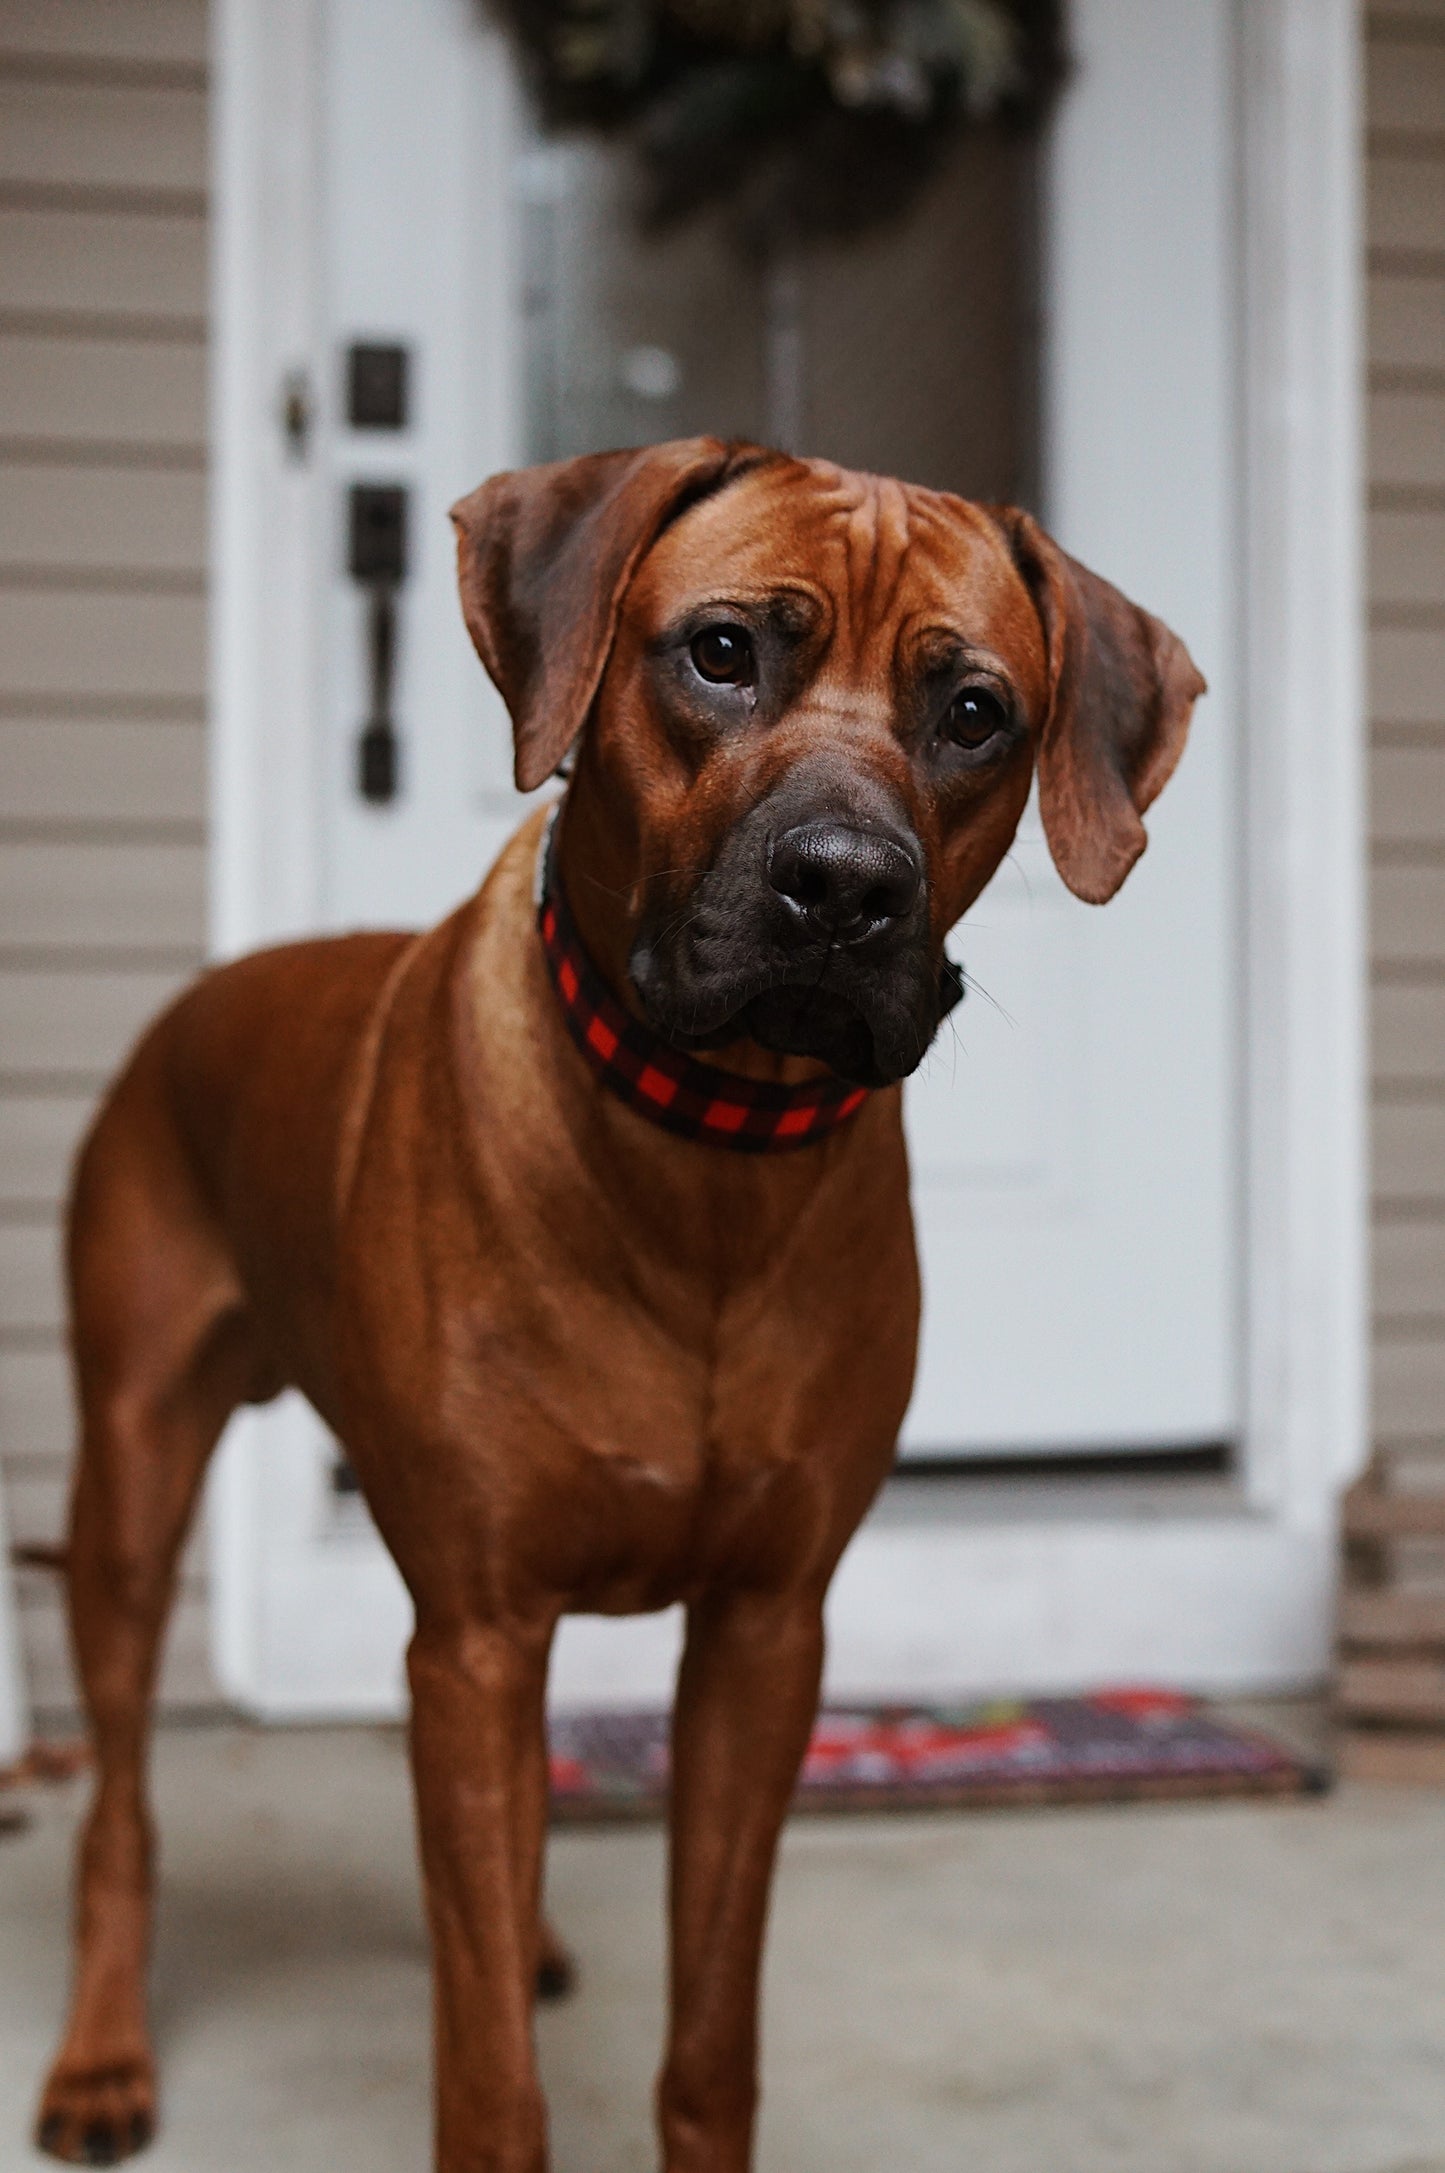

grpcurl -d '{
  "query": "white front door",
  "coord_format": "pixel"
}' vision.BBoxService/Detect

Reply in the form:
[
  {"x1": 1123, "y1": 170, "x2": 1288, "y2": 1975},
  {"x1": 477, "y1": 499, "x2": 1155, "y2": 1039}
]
[{"x1": 210, "y1": 0, "x2": 1249, "y2": 1716}]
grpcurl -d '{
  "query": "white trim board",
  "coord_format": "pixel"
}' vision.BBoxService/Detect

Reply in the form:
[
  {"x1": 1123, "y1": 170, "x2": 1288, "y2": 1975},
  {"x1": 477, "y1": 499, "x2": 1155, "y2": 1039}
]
[{"x1": 207, "y1": 0, "x2": 1366, "y2": 1714}]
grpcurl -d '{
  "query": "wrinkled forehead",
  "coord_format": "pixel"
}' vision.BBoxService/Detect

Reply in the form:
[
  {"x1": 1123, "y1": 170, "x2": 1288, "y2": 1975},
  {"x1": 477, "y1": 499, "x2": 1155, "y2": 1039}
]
[{"x1": 629, "y1": 458, "x2": 1043, "y2": 675}]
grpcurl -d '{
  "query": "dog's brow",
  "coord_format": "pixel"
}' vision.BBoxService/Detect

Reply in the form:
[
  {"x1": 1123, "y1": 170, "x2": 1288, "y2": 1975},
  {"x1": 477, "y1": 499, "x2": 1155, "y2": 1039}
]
[
  {"x1": 908, "y1": 630, "x2": 967, "y2": 680},
  {"x1": 834, "y1": 476, "x2": 911, "y2": 638},
  {"x1": 912, "y1": 627, "x2": 1007, "y2": 675},
  {"x1": 661, "y1": 587, "x2": 824, "y2": 638},
  {"x1": 768, "y1": 588, "x2": 822, "y2": 638}
]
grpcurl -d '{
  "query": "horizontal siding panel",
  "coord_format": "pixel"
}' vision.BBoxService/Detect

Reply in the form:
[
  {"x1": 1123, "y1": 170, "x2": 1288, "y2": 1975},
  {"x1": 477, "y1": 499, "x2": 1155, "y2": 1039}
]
[
  {"x1": 0, "y1": 965, "x2": 186, "y2": 1073},
  {"x1": 1376, "y1": 1218, "x2": 1445, "y2": 1317},
  {"x1": 0, "y1": 839, "x2": 205, "y2": 948},
  {"x1": 1369, "y1": 274, "x2": 1445, "y2": 373},
  {"x1": 0, "y1": 463, "x2": 206, "y2": 574},
  {"x1": 0, "y1": 1345, "x2": 71, "y2": 1463},
  {"x1": 0, "y1": 1218, "x2": 63, "y2": 1334},
  {"x1": 1375, "y1": 981, "x2": 1445, "y2": 1079},
  {"x1": 0, "y1": 5, "x2": 218, "y2": 1711},
  {"x1": 1374, "y1": 745, "x2": 1445, "y2": 843},
  {"x1": 0, "y1": 207, "x2": 205, "y2": 318},
  {"x1": 0, "y1": 717, "x2": 204, "y2": 823},
  {"x1": 1375, "y1": 1333, "x2": 1445, "y2": 1438},
  {"x1": 0, "y1": 1091, "x2": 93, "y2": 1209},
  {"x1": 5, "y1": 1468, "x2": 71, "y2": 1553},
  {"x1": 1371, "y1": 2, "x2": 1445, "y2": 1479},
  {"x1": 0, "y1": 335, "x2": 205, "y2": 450},
  {"x1": 0, "y1": 1, "x2": 207, "y2": 67},
  {"x1": 0, "y1": 588, "x2": 205, "y2": 700},
  {"x1": 1370, "y1": 39, "x2": 1445, "y2": 135},
  {"x1": 1372, "y1": 626, "x2": 1445, "y2": 725},
  {"x1": 0, "y1": 80, "x2": 206, "y2": 194},
  {"x1": 1370, "y1": 510, "x2": 1445, "y2": 608},
  {"x1": 1371, "y1": 155, "x2": 1445, "y2": 253},
  {"x1": 1388, "y1": 1453, "x2": 1445, "y2": 1501},
  {"x1": 1370, "y1": 390, "x2": 1445, "y2": 490},
  {"x1": 1376, "y1": 1101, "x2": 1445, "y2": 1197},
  {"x1": 1374, "y1": 863, "x2": 1445, "y2": 962}
]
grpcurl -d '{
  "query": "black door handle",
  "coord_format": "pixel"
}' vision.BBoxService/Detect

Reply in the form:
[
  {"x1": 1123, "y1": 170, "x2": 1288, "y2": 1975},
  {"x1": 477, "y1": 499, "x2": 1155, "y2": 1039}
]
[{"x1": 349, "y1": 483, "x2": 408, "y2": 804}]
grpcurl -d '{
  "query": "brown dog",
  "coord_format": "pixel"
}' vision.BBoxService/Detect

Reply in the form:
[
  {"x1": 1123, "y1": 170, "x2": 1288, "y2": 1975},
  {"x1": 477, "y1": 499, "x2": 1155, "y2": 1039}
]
[{"x1": 35, "y1": 439, "x2": 1202, "y2": 2170}]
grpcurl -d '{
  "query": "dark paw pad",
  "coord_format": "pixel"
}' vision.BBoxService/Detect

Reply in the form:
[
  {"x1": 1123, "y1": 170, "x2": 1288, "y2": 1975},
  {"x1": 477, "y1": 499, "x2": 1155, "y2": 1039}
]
[
  {"x1": 82, "y1": 2123, "x2": 121, "y2": 2166},
  {"x1": 37, "y1": 2113, "x2": 67, "y2": 2157}
]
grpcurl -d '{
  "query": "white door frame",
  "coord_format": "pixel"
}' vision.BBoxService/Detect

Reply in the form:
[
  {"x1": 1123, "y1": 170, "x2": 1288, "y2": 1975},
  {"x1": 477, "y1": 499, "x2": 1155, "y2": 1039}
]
[
  {"x1": 208, "y1": 0, "x2": 1365, "y2": 1712},
  {"x1": 0, "y1": 1480, "x2": 29, "y2": 1765}
]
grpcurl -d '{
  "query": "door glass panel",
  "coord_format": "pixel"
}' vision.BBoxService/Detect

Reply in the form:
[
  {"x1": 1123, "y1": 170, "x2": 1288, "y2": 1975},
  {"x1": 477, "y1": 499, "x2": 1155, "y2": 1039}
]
[{"x1": 516, "y1": 126, "x2": 1038, "y2": 506}]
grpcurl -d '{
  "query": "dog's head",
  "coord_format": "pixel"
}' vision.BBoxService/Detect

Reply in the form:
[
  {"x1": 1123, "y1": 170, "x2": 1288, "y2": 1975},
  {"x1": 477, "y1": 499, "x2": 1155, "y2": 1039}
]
[{"x1": 452, "y1": 439, "x2": 1204, "y2": 1089}]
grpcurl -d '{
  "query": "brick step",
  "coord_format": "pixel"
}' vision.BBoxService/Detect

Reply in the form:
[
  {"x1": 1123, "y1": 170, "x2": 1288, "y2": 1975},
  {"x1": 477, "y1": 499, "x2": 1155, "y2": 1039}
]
[
  {"x1": 1337, "y1": 1728, "x2": 1445, "y2": 1786},
  {"x1": 1337, "y1": 1658, "x2": 1445, "y2": 1723},
  {"x1": 1338, "y1": 1590, "x2": 1445, "y2": 1647}
]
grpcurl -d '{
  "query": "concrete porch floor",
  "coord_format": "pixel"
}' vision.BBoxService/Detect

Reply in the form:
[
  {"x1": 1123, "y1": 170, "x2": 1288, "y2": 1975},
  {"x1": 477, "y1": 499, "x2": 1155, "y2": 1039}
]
[{"x1": 1, "y1": 1712, "x2": 1444, "y2": 2173}]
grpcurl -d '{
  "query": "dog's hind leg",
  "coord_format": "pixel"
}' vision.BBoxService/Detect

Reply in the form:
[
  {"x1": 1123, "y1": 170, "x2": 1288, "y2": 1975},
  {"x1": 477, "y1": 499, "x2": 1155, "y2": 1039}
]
[{"x1": 35, "y1": 1074, "x2": 269, "y2": 2167}]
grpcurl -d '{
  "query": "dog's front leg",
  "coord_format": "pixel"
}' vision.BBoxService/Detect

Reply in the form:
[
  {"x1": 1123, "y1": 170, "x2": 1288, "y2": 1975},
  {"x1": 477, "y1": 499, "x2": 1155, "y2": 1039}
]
[
  {"x1": 407, "y1": 1613, "x2": 556, "y2": 2173},
  {"x1": 658, "y1": 1587, "x2": 826, "y2": 2173}
]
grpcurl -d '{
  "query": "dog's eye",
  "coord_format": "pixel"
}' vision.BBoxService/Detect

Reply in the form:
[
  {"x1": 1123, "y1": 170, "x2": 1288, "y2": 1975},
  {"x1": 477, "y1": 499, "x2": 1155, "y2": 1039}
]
[
  {"x1": 690, "y1": 625, "x2": 755, "y2": 687},
  {"x1": 942, "y1": 687, "x2": 1009, "y2": 751}
]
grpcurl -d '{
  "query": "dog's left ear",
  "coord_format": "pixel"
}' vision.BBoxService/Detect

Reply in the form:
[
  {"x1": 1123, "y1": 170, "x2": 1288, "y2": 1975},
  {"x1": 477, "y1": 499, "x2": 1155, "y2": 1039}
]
[
  {"x1": 988, "y1": 507, "x2": 1207, "y2": 905},
  {"x1": 451, "y1": 438, "x2": 750, "y2": 792}
]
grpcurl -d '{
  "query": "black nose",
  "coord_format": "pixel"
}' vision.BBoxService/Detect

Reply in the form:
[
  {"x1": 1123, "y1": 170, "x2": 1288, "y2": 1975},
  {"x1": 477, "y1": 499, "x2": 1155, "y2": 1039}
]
[{"x1": 769, "y1": 821, "x2": 921, "y2": 941}]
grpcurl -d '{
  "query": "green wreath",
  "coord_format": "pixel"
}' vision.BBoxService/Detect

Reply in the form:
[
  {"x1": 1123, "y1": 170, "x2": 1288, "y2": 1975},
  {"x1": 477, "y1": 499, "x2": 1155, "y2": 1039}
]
[{"x1": 492, "y1": 0, "x2": 1065, "y2": 243}]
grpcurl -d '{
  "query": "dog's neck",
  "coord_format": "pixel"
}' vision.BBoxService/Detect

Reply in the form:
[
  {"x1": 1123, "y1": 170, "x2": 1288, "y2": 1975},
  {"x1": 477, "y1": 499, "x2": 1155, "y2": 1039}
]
[
  {"x1": 549, "y1": 776, "x2": 844, "y2": 1092},
  {"x1": 537, "y1": 804, "x2": 870, "y2": 1154}
]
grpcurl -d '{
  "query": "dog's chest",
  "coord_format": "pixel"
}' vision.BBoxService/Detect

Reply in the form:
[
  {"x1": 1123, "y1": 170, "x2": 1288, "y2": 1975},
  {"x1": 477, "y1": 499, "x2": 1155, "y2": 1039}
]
[
  {"x1": 427, "y1": 1269, "x2": 843, "y2": 1611},
  {"x1": 338, "y1": 907, "x2": 917, "y2": 1608}
]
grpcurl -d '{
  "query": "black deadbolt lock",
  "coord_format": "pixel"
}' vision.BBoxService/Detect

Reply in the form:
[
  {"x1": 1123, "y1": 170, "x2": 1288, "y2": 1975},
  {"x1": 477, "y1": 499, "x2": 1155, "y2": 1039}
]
[{"x1": 347, "y1": 342, "x2": 409, "y2": 431}]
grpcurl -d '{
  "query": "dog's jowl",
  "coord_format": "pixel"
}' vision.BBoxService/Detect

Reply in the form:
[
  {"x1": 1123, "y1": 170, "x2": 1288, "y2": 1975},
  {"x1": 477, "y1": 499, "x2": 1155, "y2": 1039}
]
[{"x1": 36, "y1": 440, "x2": 1203, "y2": 2172}]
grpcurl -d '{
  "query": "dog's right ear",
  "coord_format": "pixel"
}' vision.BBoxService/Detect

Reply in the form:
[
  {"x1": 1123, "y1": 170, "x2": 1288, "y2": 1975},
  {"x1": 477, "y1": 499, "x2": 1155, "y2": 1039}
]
[{"x1": 450, "y1": 438, "x2": 746, "y2": 792}]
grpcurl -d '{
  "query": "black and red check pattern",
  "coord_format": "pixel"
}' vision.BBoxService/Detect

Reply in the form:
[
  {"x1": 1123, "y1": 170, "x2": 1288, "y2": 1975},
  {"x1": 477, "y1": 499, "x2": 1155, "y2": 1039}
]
[{"x1": 538, "y1": 862, "x2": 869, "y2": 1153}]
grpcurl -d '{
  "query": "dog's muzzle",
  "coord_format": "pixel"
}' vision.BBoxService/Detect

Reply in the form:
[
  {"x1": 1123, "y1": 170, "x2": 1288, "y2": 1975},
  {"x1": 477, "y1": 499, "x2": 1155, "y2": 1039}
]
[
  {"x1": 767, "y1": 821, "x2": 922, "y2": 946},
  {"x1": 630, "y1": 802, "x2": 947, "y2": 1089}
]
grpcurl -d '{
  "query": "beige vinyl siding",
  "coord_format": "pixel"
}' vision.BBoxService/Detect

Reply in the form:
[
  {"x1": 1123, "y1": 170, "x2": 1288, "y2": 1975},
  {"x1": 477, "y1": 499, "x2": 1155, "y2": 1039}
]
[
  {"x1": 0, "y1": 0, "x2": 214, "y2": 1717},
  {"x1": 1369, "y1": 3, "x2": 1445, "y2": 1484}
]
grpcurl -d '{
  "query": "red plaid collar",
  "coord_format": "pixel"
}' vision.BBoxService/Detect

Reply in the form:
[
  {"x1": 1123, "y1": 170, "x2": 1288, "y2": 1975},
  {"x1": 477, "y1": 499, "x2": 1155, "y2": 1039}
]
[{"x1": 537, "y1": 825, "x2": 870, "y2": 1153}]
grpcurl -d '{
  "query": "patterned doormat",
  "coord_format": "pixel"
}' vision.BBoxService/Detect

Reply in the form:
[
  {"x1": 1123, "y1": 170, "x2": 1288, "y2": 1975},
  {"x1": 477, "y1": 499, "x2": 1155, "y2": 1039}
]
[{"x1": 548, "y1": 1689, "x2": 1330, "y2": 1820}]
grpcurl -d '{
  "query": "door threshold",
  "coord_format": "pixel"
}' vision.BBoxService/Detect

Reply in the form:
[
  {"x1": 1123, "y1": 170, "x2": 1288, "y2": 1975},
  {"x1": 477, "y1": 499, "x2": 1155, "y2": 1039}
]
[{"x1": 876, "y1": 1443, "x2": 1246, "y2": 1528}]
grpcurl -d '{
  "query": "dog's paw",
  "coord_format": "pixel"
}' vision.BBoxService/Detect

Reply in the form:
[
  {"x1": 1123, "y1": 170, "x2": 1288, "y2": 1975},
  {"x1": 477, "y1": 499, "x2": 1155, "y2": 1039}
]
[{"x1": 35, "y1": 2058, "x2": 156, "y2": 2165}]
